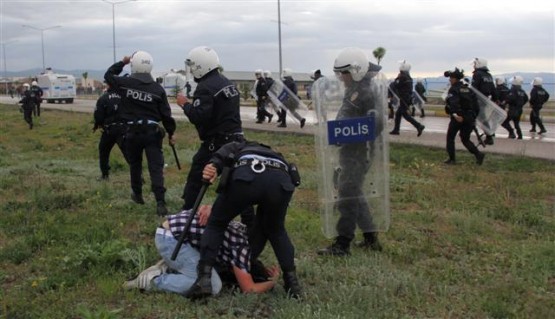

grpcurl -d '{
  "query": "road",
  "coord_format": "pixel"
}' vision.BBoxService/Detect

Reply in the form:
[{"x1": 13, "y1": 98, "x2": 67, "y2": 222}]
[{"x1": 2, "y1": 95, "x2": 553, "y2": 160}]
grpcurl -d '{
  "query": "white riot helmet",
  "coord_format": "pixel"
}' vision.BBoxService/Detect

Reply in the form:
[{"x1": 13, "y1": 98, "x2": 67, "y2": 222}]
[
  {"x1": 282, "y1": 68, "x2": 293, "y2": 78},
  {"x1": 130, "y1": 50, "x2": 153, "y2": 74},
  {"x1": 512, "y1": 75, "x2": 524, "y2": 86},
  {"x1": 31, "y1": 81, "x2": 38, "y2": 86},
  {"x1": 23, "y1": 83, "x2": 30, "y2": 89},
  {"x1": 186, "y1": 46, "x2": 220, "y2": 79},
  {"x1": 399, "y1": 60, "x2": 411, "y2": 72},
  {"x1": 532, "y1": 77, "x2": 543, "y2": 86},
  {"x1": 333, "y1": 47, "x2": 369, "y2": 82},
  {"x1": 264, "y1": 70, "x2": 272, "y2": 78},
  {"x1": 495, "y1": 77, "x2": 505, "y2": 86},
  {"x1": 472, "y1": 57, "x2": 488, "y2": 69}
]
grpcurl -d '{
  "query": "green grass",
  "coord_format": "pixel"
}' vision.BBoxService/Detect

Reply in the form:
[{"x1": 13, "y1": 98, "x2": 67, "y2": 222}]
[{"x1": 1, "y1": 104, "x2": 554, "y2": 318}]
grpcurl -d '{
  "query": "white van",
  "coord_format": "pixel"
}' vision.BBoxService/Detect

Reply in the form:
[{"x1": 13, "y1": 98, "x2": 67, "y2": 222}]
[
  {"x1": 159, "y1": 71, "x2": 196, "y2": 97},
  {"x1": 36, "y1": 70, "x2": 76, "y2": 103}
]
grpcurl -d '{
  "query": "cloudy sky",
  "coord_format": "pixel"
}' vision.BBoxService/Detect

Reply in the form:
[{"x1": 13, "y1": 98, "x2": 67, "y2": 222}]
[{"x1": 1, "y1": 0, "x2": 554, "y2": 79}]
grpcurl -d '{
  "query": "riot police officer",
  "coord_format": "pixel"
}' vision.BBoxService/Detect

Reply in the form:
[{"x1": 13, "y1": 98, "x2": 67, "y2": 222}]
[
  {"x1": 93, "y1": 82, "x2": 129, "y2": 180},
  {"x1": 277, "y1": 68, "x2": 297, "y2": 128},
  {"x1": 389, "y1": 61, "x2": 425, "y2": 136},
  {"x1": 502, "y1": 76, "x2": 529, "y2": 139},
  {"x1": 18, "y1": 83, "x2": 36, "y2": 129},
  {"x1": 104, "y1": 50, "x2": 176, "y2": 216},
  {"x1": 186, "y1": 140, "x2": 302, "y2": 299},
  {"x1": 176, "y1": 46, "x2": 247, "y2": 211},
  {"x1": 443, "y1": 68, "x2": 485, "y2": 165},
  {"x1": 254, "y1": 69, "x2": 273, "y2": 123},
  {"x1": 30, "y1": 80, "x2": 43, "y2": 117},
  {"x1": 529, "y1": 77, "x2": 549, "y2": 134},
  {"x1": 471, "y1": 58, "x2": 498, "y2": 145},
  {"x1": 495, "y1": 77, "x2": 509, "y2": 110},
  {"x1": 414, "y1": 78, "x2": 427, "y2": 118}
]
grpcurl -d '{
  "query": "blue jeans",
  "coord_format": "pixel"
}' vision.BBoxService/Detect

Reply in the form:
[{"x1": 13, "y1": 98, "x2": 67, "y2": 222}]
[{"x1": 153, "y1": 229, "x2": 222, "y2": 295}]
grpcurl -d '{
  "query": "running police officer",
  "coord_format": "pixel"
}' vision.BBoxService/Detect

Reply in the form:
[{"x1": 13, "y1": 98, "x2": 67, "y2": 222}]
[
  {"x1": 389, "y1": 61, "x2": 425, "y2": 136},
  {"x1": 104, "y1": 50, "x2": 176, "y2": 216},
  {"x1": 471, "y1": 58, "x2": 497, "y2": 145},
  {"x1": 254, "y1": 69, "x2": 273, "y2": 123},
  {"x1": 501, "y1": 76, "x2": 528, "y2": 139},
  {"x1": 18, "y1": 83, "x2": 36, "y2": 129},
  {"x1": 186, "y1": 140, "x2": 302, "y2": 299},
  {"x1": 414, "y1": 78, "x2": 427, "y2": 118},
  {"x1": 495, "y1": 77, "x2": 509, "y2": 111},
  {"x1": 278, "y1": 68, "x2": 297, "y2": 128},
  {"x1": 176, "y1": 47, "x2": 247, "y2": 212},
  {"x1": 30, "y1": 80, "x2": 43, "y2": 118},
  {"x1": 443, "y1": 68, "x2": 485, "y2": 165},
  {"x1": 93, "y1": 82, "x2": 129, "y2": 180},
  {"x1": 529, "y1": 77, "x2": 549, "y2": 134}
]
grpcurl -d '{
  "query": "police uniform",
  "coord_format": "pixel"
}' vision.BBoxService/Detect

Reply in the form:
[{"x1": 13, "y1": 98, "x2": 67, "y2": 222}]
[
  {"x1": 390, "y1": 70, "x2": 424, "y2": 135},
  {"x1": 104, "y1": 60, "x2": 176, "y2": 211},
  {"x1": 445, "y1": 79, "x2": 485, "y2": 164},
  {"x1": 472, "y1": 67, "x2": 497, "y2": 144},
  {"x1": 414, "y1": 81, "x2": 427, "y2": 117},
  {"x1": 30, "y1": 84, "x2": 43, "y2": 117},
  {"x1": 187, "y1": 140, "x2": 301, "y2": 299},
  {"x1": 18, "y1": 89, "x2": 37, "y2": 129},
  {"x1": 93, "y1": 87, "x2": 128, "y2": 179},
  {"x1": 180, "y1": 68, "x2": 246, "y2": 211},
  {"x1": 495, "y1": 83, "x2": 510, "y2": 110},
  {"x1": 278, "y1": 76, "x2": 297, "y2": 127},
  {"x1": 255, "y1": 77, "x2": 273, "y2": 123},
  {"x1": 502, "y1": 85, "x2": 529, "y2": 139},
  {"x1": 529, "y1": 85, "x2": 549, "y2": 133}
]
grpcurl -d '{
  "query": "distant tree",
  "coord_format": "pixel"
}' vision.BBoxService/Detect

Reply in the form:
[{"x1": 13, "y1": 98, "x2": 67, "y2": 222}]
[
  {"x1": 373, "y1": 47, "x2": 386, "y2": 65},
  {"x1": 82, "y1": 72, "x2": 88, "y2": 90}
]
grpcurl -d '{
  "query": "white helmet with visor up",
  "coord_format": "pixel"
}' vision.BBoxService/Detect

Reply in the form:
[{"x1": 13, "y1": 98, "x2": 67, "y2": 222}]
[{"x1": 333, "y1": 47, "x2": 369, "y2": 82}]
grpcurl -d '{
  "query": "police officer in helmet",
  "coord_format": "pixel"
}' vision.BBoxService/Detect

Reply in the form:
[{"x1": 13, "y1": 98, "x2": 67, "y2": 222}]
[
  {"x1": 30, "y1": 80, "x2": 43, "y2": 118},
  {"x1": 105, "y1": 50, "x2": 177, "y2": 216},
  {"x1": 443, "y1": 68, "x2": 485, "y2": 165},
  {"x1": 176, "y1": 46, "x2": 252, "y2": 223},
  {"x1": 471, "y1": 58, "x2": 498, "y2": 145}
]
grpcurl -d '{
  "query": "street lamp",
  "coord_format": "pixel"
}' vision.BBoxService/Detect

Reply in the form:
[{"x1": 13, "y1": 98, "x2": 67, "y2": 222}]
[
  {"x1": 22, "y1": 24, "x2": 61, "y2": 71},
  {"x1": 1, "y1": 40, "x2": 16, "y2": 95},
  {"x1": 102, "y1": 0, "x2": 136, "y2": 63}
]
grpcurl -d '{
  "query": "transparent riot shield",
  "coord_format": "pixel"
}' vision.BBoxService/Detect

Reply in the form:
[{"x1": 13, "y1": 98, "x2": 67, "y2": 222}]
[
  {"x1": 388, "y1": 85, "x2": 400, "y2": 112},
  {"x1": 313, "y1": 73, "x2": 390, "y2": 238},
  {"x1": 250, "y1": 80, "x2": 258, "y2": 100},
  {"x1": 469, "y1": 86, "x2": 507, "y2": 135},
  {"x1": 266, "y1": 78, "x2": 309, "y2": 127},
  {"x1": 411, "y1": 91, "x2": 424, "y2": 114}
]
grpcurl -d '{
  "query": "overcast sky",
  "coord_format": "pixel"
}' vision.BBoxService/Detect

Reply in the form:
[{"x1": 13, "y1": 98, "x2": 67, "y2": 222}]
[{"x1": 1, "y1": 0, "x2": 554, "y2": 79}]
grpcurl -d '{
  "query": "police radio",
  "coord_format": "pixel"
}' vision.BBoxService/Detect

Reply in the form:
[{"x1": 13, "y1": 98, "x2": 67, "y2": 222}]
[{"x1": 288, "y1": 163, "x2": 301, "y2": 187}]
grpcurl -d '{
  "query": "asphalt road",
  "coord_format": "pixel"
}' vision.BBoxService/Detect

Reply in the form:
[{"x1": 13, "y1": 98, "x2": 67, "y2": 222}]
[{"x1": 2, "y1": 95, "x2": 553, "y2": 161}]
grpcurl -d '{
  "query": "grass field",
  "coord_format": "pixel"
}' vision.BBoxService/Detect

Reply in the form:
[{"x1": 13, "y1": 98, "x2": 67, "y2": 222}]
[{"x1": 0, "y1": 104, "x2": 554, "y2": 319}]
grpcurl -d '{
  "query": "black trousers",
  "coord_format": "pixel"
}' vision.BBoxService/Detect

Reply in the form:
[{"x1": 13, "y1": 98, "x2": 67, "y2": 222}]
[
  {"x1": 125, "y1": 126, "x2": 166, "y2": 202},
  {"x1": 502, "y1": 109, "x2": 523, "y2": 138},
  {"x1": 530, "y1": 108, "x2": 546, "y2": 131},
  {"x1": 393, "y1": 104, "x2": 421, "y2": 132},
  {"x1": 446, "y1": 118, "x2": 480, "y2": 160},
  {"x1": 199, "y1": 166, "x2": 296, "y2": 272},
  {"x1": 34, "y1": 102, "x2": 41, "y2": 117},
  {"x1": 23, "y1": 106, "x2": 33, "y2": 128},
  {"x1": 256, "y1": 99, "x2": 272, "y2": 122},
  {"x1": 98, "y1": 125, "x2": 128, "y2": 176}
]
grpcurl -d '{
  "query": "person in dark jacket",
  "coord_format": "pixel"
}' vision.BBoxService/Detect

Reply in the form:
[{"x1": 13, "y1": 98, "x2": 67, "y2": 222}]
[
  {"x1": 389, "y1": 61, "x2": 425, "y2": 136},
  {"x1": 185, "y1": 140, "x2": 302, "y2": 300},
  {"x1": 413, "y1": 78, "x2": 427, "y2": 118},
  {"x1": 277, "y1": 68, "x2": 298, "y2": 128},
  {"x1": 471, "y1": 58, "x2": 498, "y2": 145},
  {"x1": 254, "y1": 70, "x2": 273, "y2": 124},
  {"x1": 30, "y1": 80, "x2": 43, "y2": 117},
  {"x1": 443, "y1": 68, "x2": 485, "y2": 165},
  {"x1": 501, "y1": 76, "x2": 529, "y2": 139},
  {"x1": 93, "y1": 82, "x2": 129, "y2": 180},
  {"x1": 495, "y1": 77, "x2": 510, "y2": 110},
  {"x1": 18, "y1": 83, "x2": 36, "y2": 129},
  {"x1": 104, "y1": 50, "x2": 176, "y2": 216},
  {"x1": 529, "y1": 77, "x2": 549, "y2": 134}
]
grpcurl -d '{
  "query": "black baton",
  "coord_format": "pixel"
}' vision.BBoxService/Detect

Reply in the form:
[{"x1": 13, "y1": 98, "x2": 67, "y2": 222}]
[
  {"x1": 170, "y1": 181, "x2": 209, "y2": 260},
  {"x1": 171, "y1": 144, "x2": 181, "y2": 170}
]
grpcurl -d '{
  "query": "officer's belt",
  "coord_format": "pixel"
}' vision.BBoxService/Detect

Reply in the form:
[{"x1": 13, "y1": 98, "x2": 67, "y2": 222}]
[
  {"x1": 127, "y1": 119, "x2": 159, "y2": 126},
  {"x1": 234, "y1": 158, "x2": 288, "y2": 173},
  {"x1": 104, "y1": 122, "x2": 126, "y2": 128},
  {"x1": 204, "y1": 132, "x2": 245, "y2": 151}
]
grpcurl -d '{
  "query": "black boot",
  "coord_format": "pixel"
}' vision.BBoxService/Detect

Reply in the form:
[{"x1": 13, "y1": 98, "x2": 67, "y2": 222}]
[
  {"x1": 317, "y1": 236, "x2": 351, "y2": 256},
  {"x1": 356, "y1": 232, "x2": 383, "y2": 251},
  {"x1": 185, "y1": 262, "x2": 213, "y2": 299},
  {"x1": 131, "y1": 192, "x2": 145, "y2": 205},
  {"x1": 156, "y1": 201, "x2": 168, "y2": 217},
  {"x1": 484, "y1": 135, "x2": 494, "y2": 145},
  {"x1": 475, "y1": 152, "x2": 485, "y2": 166},
  {"x1": 283, "y1": 269, "x2": 302, "y2": 299}
]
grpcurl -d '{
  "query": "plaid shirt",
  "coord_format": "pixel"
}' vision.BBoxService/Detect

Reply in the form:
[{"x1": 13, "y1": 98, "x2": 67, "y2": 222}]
[{"x1": 167, "y1": 210, "x2": 251, "y2": 271}]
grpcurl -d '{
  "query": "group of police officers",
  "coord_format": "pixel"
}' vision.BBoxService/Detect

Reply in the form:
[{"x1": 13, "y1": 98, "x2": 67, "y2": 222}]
[
  {"x1": 87, "y1": 46, "x2": 550, "y2": 300},
  {"x1": 17, "y1": 81, "x2": 43, "y2": 129}
]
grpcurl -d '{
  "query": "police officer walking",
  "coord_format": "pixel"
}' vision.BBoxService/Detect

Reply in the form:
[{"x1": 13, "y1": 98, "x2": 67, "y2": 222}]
[
  {"x1": 186, "y1": 140, "x2": 302, "y2": 299},
  {"x1": 104, "y1": 50, "x2": 176, "y2": 216},
  {"x1": 254, "y1": 69, "x2": 273, "y2": 123},
  {"x1": 93, "y1": 82, "x2": 129, "y2": 180},
  {"x1": 414, "y1": 78, "x2": 427, "y2": 118},
  {"x1": 389, "y1": 61, "x2": 425, "y2": 136},
  {"x1": 471, "y1": 58, "x2": 498, "y2": 145},
  {"x1": 277, "y1": 68, "x2": 297, "y2": 128},
  {"x1": 30, "y1": 80, "x2": 43, "y2": 118},
  {"x1": 443, "y1": 68, "x2": 485, "y2": 165},
  {"x1": 529, "y1": 77, "x2": 549, "y2": 134},
  {"x1": 18, "y1": 83, "x2": 36, "y2": 129},
  {"x1": 176, "y1": 47, "x2": 247, "y2": 213},
  {"x1": 501, "y1": 76, "x2": 528, "y2": 139},
  {"x1": 495, "y1": 77, "x2": 509, "y2": 111}
]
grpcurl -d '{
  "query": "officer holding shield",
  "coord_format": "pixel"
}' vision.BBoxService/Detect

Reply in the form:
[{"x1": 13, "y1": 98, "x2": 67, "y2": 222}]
[
  {"x1": 471, "y1": 58, "x2": 498, "y2": 145},
  {"x1": 317, "y1": 47, "x2": 387, "y2": 256}
]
